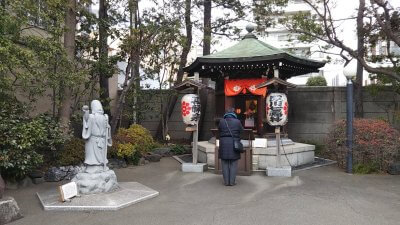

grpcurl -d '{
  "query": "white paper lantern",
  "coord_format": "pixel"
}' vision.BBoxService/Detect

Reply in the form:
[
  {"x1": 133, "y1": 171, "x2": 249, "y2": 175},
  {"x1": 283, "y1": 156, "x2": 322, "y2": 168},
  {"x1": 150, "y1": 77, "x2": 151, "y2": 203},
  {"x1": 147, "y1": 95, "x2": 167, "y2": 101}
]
[
  {"x1": 181, "y1": 94, "x2": 201, "y2": 125},
  {"x1": 266, "y1": 93, "x2": 288, "y2": 126}
]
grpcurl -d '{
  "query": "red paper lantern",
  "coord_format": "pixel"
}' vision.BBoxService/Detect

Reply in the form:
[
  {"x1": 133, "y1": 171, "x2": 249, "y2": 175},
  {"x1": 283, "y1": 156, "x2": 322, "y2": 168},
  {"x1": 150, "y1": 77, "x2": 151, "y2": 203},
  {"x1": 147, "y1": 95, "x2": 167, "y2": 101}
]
[{"x1": 181, "y1": 94, "x2": 201, "y2": 125}]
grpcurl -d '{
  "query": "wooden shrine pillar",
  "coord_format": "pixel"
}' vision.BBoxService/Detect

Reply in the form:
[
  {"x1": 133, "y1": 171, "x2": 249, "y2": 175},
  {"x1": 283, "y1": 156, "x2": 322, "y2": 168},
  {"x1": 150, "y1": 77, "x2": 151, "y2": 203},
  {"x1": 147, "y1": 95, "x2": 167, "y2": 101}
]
[{"x1": 257, "y1": 95, "x2": 265, "y2": 135}]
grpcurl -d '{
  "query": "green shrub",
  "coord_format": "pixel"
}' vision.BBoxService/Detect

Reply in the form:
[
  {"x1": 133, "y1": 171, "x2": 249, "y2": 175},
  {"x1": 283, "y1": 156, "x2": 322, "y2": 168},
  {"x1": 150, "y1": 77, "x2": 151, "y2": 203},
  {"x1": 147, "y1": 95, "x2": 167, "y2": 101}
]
[
  {"x1": 170, "y1": 144, "x2": 186, "y2": 155},
  {"x1": 111, "y1": 124, "x2": 158, "y2": 164},
  {"x1": 115, "y1": 143, "x2": 140, "y2": 164},
  {"x1": 57, "y1": 137, "x2": 85, "y2": 166},
  {"x1": 325, "y1": 119, "x2": 400, "y2": 173},
  {"x1": 306, "y1": 76, "x2": 327, "y2": 86},
  {"x1": 0, "y1": 102, "x2": 42, "y2": 179},
  {"x1": 354, "y1": 162, "x2": 379, "y2": 174},
  {"x1": 0, "y1": 98, "x2": 68, "y2": 179},
  {"x1": 33, "y1": 114, "x2": 69, "y2": 166}
]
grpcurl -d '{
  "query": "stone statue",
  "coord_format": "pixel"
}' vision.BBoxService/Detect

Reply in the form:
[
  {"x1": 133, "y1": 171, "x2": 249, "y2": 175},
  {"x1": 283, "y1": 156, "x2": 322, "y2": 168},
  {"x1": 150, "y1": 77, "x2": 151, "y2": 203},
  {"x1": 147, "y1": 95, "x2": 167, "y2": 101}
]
[
  {"x1": 72, "y1": 100, "x2": 118, "y2": 194},
  {"x1": 82, "y1": 100, "x2": 112, "y2": 172}
]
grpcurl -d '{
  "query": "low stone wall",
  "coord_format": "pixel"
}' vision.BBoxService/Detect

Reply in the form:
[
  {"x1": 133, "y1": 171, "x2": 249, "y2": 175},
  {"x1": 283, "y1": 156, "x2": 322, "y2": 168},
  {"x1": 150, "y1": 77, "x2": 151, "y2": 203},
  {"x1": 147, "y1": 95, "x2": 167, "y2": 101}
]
[
  {"x1": 138, "y1": 87, "x2": 400, "y2": 144},
  {"x1": 287, "y1": 86, "x2": 399, "y2": 144},
  {"x1": 197, "y1": 140, "x2": 315, "y2": 171}
]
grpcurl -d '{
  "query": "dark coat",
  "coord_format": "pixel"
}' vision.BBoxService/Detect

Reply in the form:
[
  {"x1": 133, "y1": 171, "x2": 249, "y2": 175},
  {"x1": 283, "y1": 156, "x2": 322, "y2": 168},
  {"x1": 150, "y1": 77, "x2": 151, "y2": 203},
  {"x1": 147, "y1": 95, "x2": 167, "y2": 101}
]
[{"x1": 218, "y1": 117, "x2": 244, "y2": 160}]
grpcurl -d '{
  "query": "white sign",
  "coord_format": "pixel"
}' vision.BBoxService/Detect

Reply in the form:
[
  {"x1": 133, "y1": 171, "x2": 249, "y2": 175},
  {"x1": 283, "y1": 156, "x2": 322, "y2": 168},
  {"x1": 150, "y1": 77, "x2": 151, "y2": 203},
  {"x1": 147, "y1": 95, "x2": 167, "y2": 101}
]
[{"x1": 59, "y1": 182, "x2": 78, "y2": 202}]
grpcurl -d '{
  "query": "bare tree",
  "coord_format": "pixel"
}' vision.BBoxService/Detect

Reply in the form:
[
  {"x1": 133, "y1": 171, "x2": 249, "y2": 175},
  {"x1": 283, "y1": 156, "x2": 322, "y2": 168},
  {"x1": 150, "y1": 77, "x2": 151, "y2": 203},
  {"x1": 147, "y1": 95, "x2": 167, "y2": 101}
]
[
  {"x1": 280, "y1": 0, "x2": 400, "y2": 81},
  {"x1": 355, "y1": 0, "x2": 366, "y2": 117}
]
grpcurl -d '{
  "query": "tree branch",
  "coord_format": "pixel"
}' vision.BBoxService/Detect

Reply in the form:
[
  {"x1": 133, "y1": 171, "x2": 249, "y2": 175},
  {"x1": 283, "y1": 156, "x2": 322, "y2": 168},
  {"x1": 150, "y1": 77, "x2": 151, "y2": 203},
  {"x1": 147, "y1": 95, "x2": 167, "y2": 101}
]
[{"x1": 371, "y1": 0, "x2": 400, "y2": 46}]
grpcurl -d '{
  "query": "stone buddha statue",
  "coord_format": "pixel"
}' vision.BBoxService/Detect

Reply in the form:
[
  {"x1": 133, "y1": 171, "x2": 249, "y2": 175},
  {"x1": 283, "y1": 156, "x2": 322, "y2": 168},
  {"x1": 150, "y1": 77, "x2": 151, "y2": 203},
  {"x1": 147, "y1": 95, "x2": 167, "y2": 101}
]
[
  {"x1": 82, "y1": 100, "x2": 112, "y2": 172},
  {"x1": 72, "y1": 100, "x2": 118, "y2": 194}
]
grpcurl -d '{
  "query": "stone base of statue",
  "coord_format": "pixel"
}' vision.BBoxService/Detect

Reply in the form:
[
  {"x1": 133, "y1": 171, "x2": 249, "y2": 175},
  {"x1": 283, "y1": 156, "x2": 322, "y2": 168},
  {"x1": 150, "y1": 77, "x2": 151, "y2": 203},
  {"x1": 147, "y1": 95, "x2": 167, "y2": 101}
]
[
  {"x1": 37, "y1": 182, "x2": 159, "y2": 211},
  {"x1": 72, "y1": 165, "x2": 119, "y2": 194}
]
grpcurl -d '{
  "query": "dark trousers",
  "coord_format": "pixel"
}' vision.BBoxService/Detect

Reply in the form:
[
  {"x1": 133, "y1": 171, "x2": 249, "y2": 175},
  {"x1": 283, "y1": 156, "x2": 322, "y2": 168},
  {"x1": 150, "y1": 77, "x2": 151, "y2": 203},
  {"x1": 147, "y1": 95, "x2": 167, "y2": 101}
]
[{"x1": 221, "y1": 159, "x2": 238, "y2": 185}]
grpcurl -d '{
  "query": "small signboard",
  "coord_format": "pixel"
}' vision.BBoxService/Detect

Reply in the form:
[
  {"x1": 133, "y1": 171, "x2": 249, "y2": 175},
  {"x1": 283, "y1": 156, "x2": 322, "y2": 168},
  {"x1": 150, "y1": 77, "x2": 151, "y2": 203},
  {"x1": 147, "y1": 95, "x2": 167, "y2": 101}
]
[
  {"x1": 185, "y1": 126, "x2": 197, "y2": 132},
  {"x1": 59, "y1": 182, "x2": 78, "y2": 202}
]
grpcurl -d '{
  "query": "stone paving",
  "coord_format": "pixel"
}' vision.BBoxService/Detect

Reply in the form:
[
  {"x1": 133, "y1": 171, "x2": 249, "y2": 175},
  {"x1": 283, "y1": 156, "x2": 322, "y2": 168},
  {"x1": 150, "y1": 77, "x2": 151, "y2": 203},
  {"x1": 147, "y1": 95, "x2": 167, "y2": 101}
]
[{"x1": 4, "y1": 157, "x2": 400, "y2": 225}]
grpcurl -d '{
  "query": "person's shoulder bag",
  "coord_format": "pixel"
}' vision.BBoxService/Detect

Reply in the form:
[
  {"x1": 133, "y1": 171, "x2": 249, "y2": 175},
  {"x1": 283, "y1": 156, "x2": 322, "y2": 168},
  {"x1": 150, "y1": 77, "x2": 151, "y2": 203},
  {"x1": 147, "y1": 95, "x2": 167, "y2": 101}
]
[{"x1": 224, "y1": 119, "x2": 244, "y2": 153}]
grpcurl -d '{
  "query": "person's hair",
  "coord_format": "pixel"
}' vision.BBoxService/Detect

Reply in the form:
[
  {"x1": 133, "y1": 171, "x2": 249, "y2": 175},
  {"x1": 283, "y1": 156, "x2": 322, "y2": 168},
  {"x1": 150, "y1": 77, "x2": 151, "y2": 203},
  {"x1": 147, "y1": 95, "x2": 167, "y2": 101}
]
[{"x1": 226, "y1": 108, "x2": 235, "y2": 114}]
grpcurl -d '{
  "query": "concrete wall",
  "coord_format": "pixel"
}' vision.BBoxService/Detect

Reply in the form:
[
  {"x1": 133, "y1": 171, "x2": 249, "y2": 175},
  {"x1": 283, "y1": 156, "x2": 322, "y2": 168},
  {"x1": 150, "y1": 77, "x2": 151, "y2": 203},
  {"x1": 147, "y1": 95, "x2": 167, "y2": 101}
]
[
  {"x1": 17, "y1": 74, "x2": 119, "y2": 117},
  {"x1": 138, "y1": 87, "x2": 400, "y2": 143},
  {"x1": 138, "y1": 91, "x2": 216, "y2": 141},
  {"x1": 287, "y1": 86, "x2": 400, "y2": 144}
]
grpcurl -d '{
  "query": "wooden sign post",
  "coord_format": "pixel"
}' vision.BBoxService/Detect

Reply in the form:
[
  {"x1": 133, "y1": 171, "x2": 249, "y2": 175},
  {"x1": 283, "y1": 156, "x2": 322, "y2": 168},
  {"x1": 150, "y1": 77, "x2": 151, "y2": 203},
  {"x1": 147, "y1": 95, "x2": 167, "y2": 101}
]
[
  {"x1": 258, "y1": 76, "x2": 294, "y2": 177},
  {"x1": 185, "y1": 124, "x2": 198, "y2": 164},
  {"x1": 174, "y1": 75, "x2": 210, "y2": 172},
  {"x1": 275, "y1": 126, "x2": 281, "y2": 168}
]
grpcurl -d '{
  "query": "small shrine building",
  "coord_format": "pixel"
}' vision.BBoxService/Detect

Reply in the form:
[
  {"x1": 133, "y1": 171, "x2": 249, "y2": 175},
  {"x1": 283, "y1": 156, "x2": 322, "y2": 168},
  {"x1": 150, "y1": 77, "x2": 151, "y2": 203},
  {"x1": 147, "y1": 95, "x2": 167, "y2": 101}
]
[
  {"x1": 184, "y1": 25, "x2": 324, "y2": 135},
  {"x1": 183, "y1": 25, "x2": 325, "y2": 174}
]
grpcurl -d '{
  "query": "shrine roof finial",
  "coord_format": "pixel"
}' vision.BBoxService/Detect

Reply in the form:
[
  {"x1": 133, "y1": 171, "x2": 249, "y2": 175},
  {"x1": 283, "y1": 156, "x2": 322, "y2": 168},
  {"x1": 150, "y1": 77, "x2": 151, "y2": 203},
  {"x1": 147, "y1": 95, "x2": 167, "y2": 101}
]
[
  {"x1": 246, "y1": 24, "x2": 255, "y2": 33},
  {"x1": 243, "y1": 24, "x2": 257, "y2": 39}
]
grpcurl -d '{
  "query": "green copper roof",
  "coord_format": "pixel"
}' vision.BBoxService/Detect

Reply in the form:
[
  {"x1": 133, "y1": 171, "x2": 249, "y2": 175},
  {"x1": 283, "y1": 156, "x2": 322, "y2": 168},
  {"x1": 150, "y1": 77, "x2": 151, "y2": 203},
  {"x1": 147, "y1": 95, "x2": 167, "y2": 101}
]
[
  {"x1": 202, "y1": 34, "x2": 287, "y2": 59},
  {"x1": 202, "y1": 34, "x2": 321, "y2": 64},
  {"x1": 184, "y1": 28, "x2": 325, "y2": 78}
]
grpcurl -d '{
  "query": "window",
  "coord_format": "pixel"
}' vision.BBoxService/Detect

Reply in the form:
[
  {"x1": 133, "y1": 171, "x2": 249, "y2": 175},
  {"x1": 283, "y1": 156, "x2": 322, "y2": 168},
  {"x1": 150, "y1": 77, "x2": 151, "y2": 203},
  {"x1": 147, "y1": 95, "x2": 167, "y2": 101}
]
[
  {"x1": 390, "y1": 41, "x2": 400, "y2": 56},
  {"x1": 277, "y1": 33, "x2": 298, "y2": 42},
  {"x1": 291, "y1": 0, "x2": 304, "y2": 3},
  {"x1": 379, "y1": 41, "x2": 387, "y2": 56},
  {"x1": 278, "y1": 34, "x2": 289, "y2": 41},
  {"x1": 284, "y1": 47, "x2": 311, "y2": 57}
]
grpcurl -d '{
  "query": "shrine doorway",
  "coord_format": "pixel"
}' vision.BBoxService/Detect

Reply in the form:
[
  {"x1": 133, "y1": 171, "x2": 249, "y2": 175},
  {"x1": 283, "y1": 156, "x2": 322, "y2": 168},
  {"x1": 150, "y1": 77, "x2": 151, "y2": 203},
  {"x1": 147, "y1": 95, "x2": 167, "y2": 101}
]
[{"x1": 223, "y1": 94, "x2": 264, "y2": 135}]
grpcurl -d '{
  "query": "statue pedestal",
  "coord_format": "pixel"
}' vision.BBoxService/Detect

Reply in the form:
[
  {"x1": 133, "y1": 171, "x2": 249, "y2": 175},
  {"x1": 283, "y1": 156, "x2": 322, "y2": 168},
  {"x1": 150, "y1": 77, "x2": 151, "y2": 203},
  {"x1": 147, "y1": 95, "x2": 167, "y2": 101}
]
[
  {"x1": 72, "y1": 166, "x2": 119, "y2": 194},
  {"x1": 37, "y1": 182, "x2": 158, "y2": 211}
]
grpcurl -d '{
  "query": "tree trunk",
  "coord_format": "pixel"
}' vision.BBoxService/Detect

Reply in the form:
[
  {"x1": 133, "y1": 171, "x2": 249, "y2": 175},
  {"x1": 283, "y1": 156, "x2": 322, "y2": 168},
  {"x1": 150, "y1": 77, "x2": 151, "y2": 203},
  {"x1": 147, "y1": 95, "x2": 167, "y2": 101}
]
[
  {"x1": 110, "y1": 0, "x2": 139, "y2": 133},
  {"x1": 176, "y1": 0, "x2": 192, "y2": 84},
  {"x1": 198, "y1": 0, "x2": 211, "y2": 139},
  {"x1": 203, "y1": 0, "x2": 211, "y2": 56},
  {"x1": 58, "y1": 0, "x2": 76, "y2": 133},
  {"x1": 111, "y1": 60, "x2": 132, "y2": 134},
  {"x1": 155, "y1": 0, "x2": 193, "y2": 139},
  {"x1": 355, "y1": 0, "x2": 365, "y2": 118},
  {"x1": 99, "y1": 0, "x2": 110, "y2": 115},
  {"x1": 131, "y1": 0, "x2": 140, "y2": 124}
]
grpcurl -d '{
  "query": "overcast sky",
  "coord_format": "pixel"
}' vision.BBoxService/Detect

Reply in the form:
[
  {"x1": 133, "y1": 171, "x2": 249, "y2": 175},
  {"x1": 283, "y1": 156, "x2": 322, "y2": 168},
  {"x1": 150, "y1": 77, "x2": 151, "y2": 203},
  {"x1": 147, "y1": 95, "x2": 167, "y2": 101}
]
[{"x1": 90, "y1": 0, "x2": 399, "y2": 88}]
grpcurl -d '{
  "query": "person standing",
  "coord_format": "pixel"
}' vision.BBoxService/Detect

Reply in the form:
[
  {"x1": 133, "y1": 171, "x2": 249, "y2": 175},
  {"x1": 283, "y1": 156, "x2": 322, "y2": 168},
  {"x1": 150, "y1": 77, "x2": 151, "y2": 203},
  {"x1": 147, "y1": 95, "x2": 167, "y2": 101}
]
[{"x1": 218, "y1": 108, "x2": 243, "y2": 186}]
